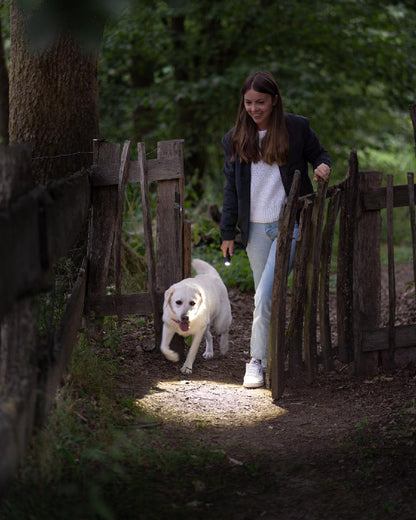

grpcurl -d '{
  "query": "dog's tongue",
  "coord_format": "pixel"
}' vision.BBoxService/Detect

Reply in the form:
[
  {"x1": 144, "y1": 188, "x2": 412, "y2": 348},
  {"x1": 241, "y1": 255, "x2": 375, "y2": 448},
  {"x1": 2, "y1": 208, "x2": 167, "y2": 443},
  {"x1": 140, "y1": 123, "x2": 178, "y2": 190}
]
[{"x1": 179, "y1": 321, "x2": 189, "y2": 332}]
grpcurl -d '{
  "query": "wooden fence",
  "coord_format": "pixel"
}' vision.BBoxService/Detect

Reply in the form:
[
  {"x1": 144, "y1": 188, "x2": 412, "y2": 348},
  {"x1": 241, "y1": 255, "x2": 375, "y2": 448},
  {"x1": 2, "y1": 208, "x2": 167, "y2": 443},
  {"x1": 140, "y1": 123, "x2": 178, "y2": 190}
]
[
  {"x1": 1, "y1": 126, "x2": 415, "y2": 491},
  {"x1": 268, "y1": 151, "x2": 416, "y2": 399},
  {"x1": 0, "y1": 145, "x2": 90, "y2": 495},
  {"x1": 85, "y1": 138, "x2": 190, "y2": 347},
  {"x1": 0, "y1": 139, "x2": 188, "y2": 496}
]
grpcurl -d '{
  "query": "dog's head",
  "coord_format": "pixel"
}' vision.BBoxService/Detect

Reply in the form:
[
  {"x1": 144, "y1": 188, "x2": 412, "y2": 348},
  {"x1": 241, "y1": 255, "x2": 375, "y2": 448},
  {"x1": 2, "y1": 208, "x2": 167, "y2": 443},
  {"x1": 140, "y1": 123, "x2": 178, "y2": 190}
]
[{"x1": 163, "y1": 282, "x2": 205, "y2": 333}]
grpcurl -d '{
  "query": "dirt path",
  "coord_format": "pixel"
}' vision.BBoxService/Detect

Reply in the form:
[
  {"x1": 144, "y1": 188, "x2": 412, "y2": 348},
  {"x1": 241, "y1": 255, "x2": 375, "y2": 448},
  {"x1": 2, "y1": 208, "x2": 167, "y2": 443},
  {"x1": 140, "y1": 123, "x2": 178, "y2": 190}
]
[{"x1": 117, "y1": 264, "x2": 416, "y2": 518}]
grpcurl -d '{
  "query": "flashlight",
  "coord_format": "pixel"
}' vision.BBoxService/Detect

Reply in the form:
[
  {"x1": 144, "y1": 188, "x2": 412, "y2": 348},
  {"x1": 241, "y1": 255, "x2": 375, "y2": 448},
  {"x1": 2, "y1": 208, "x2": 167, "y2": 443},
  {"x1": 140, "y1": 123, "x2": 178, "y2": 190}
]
[{"x1": 224, "y1": 249, "x2": 231, "y2": 267}]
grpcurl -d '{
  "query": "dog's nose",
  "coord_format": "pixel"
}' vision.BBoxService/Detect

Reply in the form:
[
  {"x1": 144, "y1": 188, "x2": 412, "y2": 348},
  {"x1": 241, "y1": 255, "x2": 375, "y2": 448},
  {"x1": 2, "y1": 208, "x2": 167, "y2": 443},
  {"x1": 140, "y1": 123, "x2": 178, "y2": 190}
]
[{"x1": 181, "y1": 314, "x2": 189, "y2": 322}]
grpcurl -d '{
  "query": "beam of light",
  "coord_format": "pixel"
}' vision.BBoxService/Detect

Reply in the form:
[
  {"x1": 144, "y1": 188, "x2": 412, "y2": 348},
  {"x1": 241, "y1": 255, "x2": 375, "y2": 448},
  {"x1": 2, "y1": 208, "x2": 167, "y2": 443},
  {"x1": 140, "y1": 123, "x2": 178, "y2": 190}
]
[{"x1": 136, "y1": 379, "x2": 288, "y2": 427}]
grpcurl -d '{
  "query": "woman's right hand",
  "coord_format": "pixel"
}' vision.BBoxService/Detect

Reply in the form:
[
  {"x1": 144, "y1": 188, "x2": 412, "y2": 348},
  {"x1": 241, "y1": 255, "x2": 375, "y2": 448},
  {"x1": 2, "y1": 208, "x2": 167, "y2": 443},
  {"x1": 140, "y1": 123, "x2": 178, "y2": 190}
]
[{"x1": 221, "y1": 240, "x2": 234, "y2": 258}]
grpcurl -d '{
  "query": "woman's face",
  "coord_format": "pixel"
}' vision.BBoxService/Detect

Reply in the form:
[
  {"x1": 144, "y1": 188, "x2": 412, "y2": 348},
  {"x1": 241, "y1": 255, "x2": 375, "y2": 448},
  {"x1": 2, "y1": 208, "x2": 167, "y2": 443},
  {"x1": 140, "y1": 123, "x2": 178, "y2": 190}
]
[{"x1": 243, "y1": 88, "x2": 277, "y2": 130}]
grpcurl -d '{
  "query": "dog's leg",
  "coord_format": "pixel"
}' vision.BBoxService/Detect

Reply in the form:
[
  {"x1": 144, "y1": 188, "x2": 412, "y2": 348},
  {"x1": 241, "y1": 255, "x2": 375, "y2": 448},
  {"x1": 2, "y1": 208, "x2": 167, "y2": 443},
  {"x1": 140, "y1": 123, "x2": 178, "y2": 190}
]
[
  {"x1": 219, "y1": 331, "x2": 229, "y2": 356},
  {"x1": 160, "y1": 327, "x2": 180, "y2": 362},
  {"x1": 180, "y1": 329, "x2": 205, "y2": 375},
  {"x1": 202, "y1": 327, "x2": 214, "y2": 360}
]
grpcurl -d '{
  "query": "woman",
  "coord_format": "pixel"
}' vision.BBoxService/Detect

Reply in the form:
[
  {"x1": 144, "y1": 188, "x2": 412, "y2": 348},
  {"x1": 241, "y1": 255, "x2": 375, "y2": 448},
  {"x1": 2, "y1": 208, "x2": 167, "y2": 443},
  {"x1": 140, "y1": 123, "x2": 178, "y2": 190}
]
[{"x1": 220, "y1": 70, "x2": 331, "y2": 388}]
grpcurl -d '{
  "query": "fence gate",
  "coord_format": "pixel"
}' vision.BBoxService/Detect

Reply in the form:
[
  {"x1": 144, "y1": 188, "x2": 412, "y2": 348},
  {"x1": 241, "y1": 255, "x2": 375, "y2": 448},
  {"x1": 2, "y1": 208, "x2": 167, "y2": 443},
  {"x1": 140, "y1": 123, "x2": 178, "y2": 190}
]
[
  {"x1": 268, "y1": 151, "x2": 416, "y2": 400},
  {"x1": 86, "y1": 139, "x2": 191, "y2": 349}
]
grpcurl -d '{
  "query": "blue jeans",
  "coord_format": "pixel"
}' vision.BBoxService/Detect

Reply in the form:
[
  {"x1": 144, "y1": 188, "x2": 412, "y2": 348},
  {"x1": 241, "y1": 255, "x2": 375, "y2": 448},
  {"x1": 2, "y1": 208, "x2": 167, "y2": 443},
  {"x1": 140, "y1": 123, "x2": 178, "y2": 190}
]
[{"x1": 246, "y1": 221, "x2": 299, "y2": 366}]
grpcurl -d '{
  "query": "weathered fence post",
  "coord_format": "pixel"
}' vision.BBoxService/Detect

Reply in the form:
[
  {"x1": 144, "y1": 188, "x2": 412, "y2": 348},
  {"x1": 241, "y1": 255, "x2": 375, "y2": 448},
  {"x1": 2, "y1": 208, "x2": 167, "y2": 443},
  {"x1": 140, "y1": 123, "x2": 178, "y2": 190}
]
[
  {"x1": 286, "y1": 198, "x2": 313, "y2": 382},
  {"x1": 0, "y1": 146, "x2": 37, "y2": 495},
  {"x1": 154, "y1": 140, "x2": 186, "y2": 355},
  {"x1": 319, "y1": 187, "x2": 341, "y2": 371},
  {"x1": 268, "y1": 171, "x2": 301, "y2": 399},
  {"x1": 408, "y1": 172, "x2": 416, "y2": 284},
  {"x1": 303, "y1": 179, "x2": 328, "y2": 383},
  {"x1": 114, "y1": 141, "x2": 132, "y2": 324},
  {"x1": 382, "y1": 174, "x2": 396, "y2": 369},
  {"x1": 354, "y1": 169, "x2": 383, "y2": 374},
  {"x1": 88, "y1": 140, "x2": 120, "y2": 298},
  {"x1": 137, "y1": 142, "x2": 162, "y2": 344},
  {"x1": 155, "y1": 140, "x2": 185, "y2": 289},
  {"x1": 337, "y1": 151, "x2": 360, "y2": 363},
  {"x1": 410, "y1": 104, "x2": 416, "y2": 159}
]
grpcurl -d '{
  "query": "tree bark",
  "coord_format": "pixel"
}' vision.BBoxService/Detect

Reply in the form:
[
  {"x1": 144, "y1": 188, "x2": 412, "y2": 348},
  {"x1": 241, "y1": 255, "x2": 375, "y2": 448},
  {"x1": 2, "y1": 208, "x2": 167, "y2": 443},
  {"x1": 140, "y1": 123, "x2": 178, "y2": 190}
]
[
  {"x1": 0, "y1": 17, "x2": 9, "y2": 145},
  {"x1": 9, "y1": 1, "x2": 101, "y2": 185}
]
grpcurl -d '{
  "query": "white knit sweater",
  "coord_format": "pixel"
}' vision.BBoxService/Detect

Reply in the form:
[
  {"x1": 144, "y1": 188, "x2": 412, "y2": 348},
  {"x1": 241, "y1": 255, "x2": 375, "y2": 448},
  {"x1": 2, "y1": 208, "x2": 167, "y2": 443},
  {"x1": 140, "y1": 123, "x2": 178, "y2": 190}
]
[{"x1": 250, "y1": 130, "x2": 287, "y2": 223}]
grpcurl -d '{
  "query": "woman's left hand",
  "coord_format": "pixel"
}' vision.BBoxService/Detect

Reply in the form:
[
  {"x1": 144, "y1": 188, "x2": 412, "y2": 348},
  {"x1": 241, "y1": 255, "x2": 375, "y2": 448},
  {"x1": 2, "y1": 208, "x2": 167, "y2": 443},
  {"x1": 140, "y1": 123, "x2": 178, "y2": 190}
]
[{"x1": 313, "y1": 163, "x2": 331, "y2": 183}]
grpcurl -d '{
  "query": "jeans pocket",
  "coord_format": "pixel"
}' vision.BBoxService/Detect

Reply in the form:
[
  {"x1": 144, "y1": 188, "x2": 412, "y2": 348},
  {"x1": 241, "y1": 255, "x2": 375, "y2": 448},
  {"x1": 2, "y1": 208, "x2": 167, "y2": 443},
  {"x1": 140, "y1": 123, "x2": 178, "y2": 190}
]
[{"x1": 264, "y1": 221, "x2": 279, "y2": 240}]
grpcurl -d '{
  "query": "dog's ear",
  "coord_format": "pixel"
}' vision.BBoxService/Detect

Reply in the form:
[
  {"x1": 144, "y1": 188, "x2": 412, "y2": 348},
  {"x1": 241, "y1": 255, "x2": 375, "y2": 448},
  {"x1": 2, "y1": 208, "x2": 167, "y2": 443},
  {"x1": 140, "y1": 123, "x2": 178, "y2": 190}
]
[
  {"x1": 195, "y1": 288, "x2": 204, "y2": 310},
  {"x1": 163, "y1": 287, "x2": 174, "y2": 311}
]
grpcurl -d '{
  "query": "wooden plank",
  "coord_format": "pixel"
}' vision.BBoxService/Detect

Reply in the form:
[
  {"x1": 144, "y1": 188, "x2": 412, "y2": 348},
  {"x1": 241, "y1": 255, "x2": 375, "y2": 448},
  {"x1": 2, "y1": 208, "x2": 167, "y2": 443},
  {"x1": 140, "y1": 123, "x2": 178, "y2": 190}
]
[
  {"x1": 362, "y1": 325, "x2": 416, "y2": 352},
  {"x1": 0, "y1": 172, "x2": 90, "y2": 320},
  {"x1": 337, "y1": 151, "x2": 359, "y2": 364},
  {"x1": 383, "y1": 174, "x2": 396, "y2": 369},
  {"x1": 408, "y1": 172, "x2": 416, "y2": 285},
  {"x1": 319, "y1": 188, "x2": 341, "y2": 371},
  {"x1": 86, "y1": 292, "x2": 163, "y2": 318},
  {"x1": 137, "y1": 142, "x2": 161, "y2": 347},
  {"x1": 355, "y1": 170, "x2": 382, "y2": 375},
  {"x1": 155, "y1": 140, "x2": 186, "y2": 358},
  {"x1": 87, "y1": 141, "x2": 120, "y2": 296},
  {"x1": 362, "y1": 183, "x2": 416, "y2": 210},
  {"x1": 303, "y1": 179, "x2": 328, "y2": 383},
  {"x1": 286, "y1": 198, "x2": 313, "y2": 382},
  {"x1": 0, "y1": 146, "x2": 37, "y2": 498},
  {"x1": 91, "y1": 157, "x2": 183, "y2": 186},
  {"x1": 409, "y1": 103, "x2": 416, "y2": 158},
  {"x1": 269, "y1": 171, "x2": 301, "y2": 400},
  {"x1": 37, "y1": 258, "x2": 88, "y2": 421},
  {"x1": 0, "y1": 365, "x2": 38, "y2": 497},
  {"x1": 131, "y1": 157, "x2": 184, "y2": 183},
  {"x1": 0, "y1": 189, "x2": 44, "y2": 319},
  {"x1": 0, "y1": 404, "x2": 19, "y2": 495},
  {"x1": 114, "y1": 141, "x2": 132, "y2": 323},
  {"x1": 156, "y1": 140, "x2": 185, "y2": 290}
]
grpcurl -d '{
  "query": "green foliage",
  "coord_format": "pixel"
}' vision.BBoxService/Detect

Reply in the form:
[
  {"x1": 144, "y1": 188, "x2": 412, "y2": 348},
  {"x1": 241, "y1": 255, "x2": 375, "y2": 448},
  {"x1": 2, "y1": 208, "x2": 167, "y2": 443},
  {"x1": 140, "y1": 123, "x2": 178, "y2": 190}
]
[
  {"x1": 190, "y1": 213, "x2": 254, "y2": 291},
  {"x1": 190, "y1": 213, "x2": 221, "y2": 248},
  {"x1": 97, "y1": 0, "x2": 416, "y2": 292},
  {"x1": 217, "y1": 248, "x2": 254, "y2": 293},
  {"x1": 98, "y1": 0, "x2": 416, "y2": 207}
]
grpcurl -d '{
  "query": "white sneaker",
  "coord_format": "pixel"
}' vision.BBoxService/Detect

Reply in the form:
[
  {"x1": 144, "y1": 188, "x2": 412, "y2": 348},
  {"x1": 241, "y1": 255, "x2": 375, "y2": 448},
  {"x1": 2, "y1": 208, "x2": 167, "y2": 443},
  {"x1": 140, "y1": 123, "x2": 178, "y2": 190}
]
[{"x1": 243, "y1": 359, "x2": 264, "y2": 388}]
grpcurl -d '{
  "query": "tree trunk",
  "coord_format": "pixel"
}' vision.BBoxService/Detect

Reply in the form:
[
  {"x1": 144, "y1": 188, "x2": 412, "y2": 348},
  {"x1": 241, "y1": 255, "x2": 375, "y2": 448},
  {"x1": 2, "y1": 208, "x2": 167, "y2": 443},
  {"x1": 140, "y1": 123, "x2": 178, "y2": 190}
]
[
  {"x1": 0, "y1": 17, "x2": 9, "y2": 145},
  {"x1": 8, "y1": 1, "x2": 101, "y2": 185}
]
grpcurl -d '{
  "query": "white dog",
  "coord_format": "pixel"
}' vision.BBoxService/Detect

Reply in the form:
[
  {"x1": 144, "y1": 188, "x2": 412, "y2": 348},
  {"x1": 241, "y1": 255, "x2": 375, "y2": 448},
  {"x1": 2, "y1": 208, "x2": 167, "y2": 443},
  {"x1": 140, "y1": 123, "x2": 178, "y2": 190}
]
[{"x1": 160, "y1": 258, "x2": 232, "y2": 374}]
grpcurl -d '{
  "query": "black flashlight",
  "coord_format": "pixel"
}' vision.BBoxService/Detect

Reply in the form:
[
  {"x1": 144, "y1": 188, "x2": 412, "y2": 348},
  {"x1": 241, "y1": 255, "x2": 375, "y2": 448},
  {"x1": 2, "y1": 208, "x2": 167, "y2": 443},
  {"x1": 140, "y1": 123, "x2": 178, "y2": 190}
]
[{"x1": 224, "y1": 249, "x2": 231, "y2": 267}]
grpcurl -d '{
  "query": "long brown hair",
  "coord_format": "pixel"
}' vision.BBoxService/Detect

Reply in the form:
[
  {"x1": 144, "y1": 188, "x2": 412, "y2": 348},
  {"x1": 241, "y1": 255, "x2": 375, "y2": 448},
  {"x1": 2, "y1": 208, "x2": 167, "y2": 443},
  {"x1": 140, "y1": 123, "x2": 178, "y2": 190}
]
[{"x1": 231, "y1": 71, "x2": 289, "y2": 165}]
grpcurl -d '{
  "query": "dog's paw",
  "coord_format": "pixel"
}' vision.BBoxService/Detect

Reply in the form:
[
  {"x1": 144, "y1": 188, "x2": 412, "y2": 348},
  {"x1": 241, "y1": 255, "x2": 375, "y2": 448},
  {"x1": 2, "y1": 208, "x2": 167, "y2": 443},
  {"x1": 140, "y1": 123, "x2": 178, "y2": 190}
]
[
  {"x1": 220, "y1": 345, "x2": 229, "y2": 356},
  {"x1": 180, "y1": 365, "x2": 193, "y2": 375},
  {"x1": 202, "y1": 351, "x2": 214, "y2": 360},
  {"x1": 161, "y1": 347, "x2": 180, "y2": 363}
]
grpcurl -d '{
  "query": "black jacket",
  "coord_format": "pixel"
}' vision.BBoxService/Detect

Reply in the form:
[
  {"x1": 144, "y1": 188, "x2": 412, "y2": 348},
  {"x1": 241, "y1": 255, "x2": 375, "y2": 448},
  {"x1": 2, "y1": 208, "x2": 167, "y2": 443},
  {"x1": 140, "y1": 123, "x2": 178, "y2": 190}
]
[{"x1": 220, "y1": 113, "x2": 331, "y2": 247}]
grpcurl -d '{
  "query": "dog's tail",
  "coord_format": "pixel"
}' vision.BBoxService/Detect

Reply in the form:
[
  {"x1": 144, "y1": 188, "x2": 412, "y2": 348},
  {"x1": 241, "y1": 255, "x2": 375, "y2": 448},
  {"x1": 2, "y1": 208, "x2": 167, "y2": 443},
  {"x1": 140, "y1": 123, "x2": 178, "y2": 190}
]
[{"x1": 192, "y1": 258, "x2": 221, "y2": 278}]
